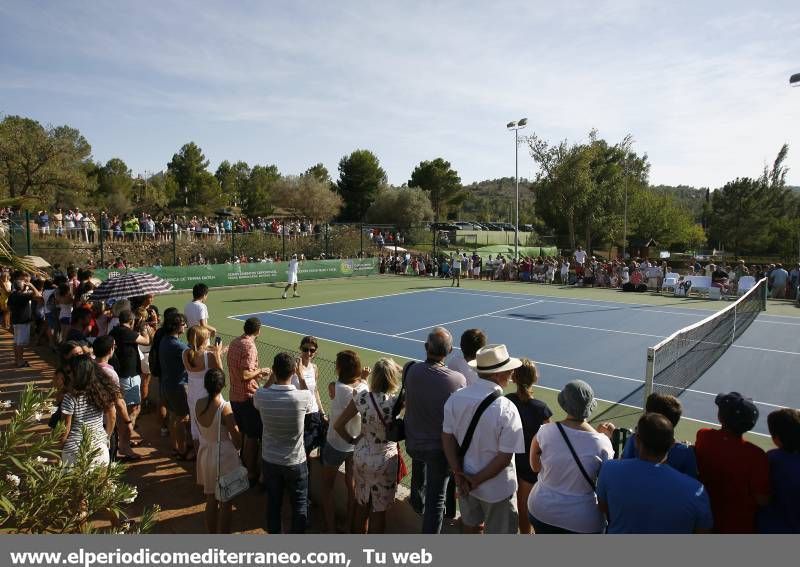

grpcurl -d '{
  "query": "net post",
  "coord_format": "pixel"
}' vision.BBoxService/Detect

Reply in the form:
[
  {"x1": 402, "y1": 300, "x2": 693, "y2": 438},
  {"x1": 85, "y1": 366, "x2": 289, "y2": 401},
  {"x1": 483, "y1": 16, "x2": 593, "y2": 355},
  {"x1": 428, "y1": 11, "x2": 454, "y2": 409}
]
[{"x1": 644, "y1": 347, "x2": 656, "y2": 404}]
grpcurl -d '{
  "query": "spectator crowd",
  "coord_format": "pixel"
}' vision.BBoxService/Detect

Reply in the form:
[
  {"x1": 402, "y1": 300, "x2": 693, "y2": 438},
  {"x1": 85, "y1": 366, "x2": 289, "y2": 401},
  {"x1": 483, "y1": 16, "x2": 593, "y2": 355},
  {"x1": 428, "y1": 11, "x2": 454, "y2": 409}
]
[{"x1": 1, "y1": 262, "x2": 799, "y2": 535}]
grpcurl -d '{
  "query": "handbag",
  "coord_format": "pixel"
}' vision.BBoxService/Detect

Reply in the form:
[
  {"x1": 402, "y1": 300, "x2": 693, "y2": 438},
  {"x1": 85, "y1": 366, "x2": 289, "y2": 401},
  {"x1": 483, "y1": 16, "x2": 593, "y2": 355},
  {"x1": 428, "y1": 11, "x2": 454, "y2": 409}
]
[
  {"x1": 369, "y1": 392, "x2": 409, "y2": 483},
  {"x1": 385, "y1": 362, "x2": 412, "y2": 442},
  {"x1": 215, "y1": 401, "x2": 250, "y2": 502},
  {"x1": 555, "y1": 422, "x2": 597, "y2": 492}
]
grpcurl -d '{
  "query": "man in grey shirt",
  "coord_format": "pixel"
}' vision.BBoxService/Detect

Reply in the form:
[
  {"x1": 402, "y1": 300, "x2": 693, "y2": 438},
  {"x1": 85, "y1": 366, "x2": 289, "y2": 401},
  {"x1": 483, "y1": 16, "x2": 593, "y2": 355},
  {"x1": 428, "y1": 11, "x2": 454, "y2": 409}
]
[
  {"x1": 405, "y1": 327, "x2": 467, "y2": 533},
  {"x1": 769, "y1": 263, "x2": 790, "y2": 299},
  {"x1": 254, "y1": 352, "x2": 312, "y2": 533}
]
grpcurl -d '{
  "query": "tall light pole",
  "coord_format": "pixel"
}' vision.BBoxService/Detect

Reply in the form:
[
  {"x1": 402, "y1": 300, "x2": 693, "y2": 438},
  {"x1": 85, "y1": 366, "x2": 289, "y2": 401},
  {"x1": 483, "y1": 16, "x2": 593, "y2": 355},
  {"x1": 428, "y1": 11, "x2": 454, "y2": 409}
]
[
  {"x1": 507, "y1": 118, "x2": 527, "y2": 260},
  {"x1": 790, "y1": 73, "x2": 799, "y2": 265},
  {"x1": 622, "y1": 165, "x2": 628, "y2": 260}
]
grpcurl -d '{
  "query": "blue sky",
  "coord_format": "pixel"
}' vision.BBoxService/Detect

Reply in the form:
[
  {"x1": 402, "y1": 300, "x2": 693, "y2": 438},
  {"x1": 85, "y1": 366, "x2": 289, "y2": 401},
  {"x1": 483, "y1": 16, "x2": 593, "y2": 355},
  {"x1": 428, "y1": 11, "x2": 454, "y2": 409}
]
[{"x1": 1, "y1": 1, "x2": 799, "y2": 189}]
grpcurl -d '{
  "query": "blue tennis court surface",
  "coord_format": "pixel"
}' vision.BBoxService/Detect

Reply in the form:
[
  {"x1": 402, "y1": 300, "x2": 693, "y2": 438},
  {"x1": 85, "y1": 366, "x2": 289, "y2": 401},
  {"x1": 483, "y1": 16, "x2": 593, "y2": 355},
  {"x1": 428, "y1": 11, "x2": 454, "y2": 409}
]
[{"x1": 234, "y1": 287, "x2": 800, "y2": 435}]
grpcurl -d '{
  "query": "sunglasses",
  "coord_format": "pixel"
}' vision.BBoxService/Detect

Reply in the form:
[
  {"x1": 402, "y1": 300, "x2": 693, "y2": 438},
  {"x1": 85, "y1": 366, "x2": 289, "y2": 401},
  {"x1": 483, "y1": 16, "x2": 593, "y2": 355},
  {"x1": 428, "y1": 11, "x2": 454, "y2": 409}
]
[{"x1": 301, "y1": 347, "x2": 317, "y2": 354}]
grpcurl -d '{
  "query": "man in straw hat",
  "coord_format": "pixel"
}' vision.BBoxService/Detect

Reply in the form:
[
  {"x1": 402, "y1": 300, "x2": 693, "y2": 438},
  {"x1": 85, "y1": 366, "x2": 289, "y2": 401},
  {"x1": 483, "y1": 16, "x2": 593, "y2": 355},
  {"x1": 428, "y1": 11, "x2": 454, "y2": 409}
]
[{"x1": 442, "y1": 344, "x2": 524, "y2": 534}]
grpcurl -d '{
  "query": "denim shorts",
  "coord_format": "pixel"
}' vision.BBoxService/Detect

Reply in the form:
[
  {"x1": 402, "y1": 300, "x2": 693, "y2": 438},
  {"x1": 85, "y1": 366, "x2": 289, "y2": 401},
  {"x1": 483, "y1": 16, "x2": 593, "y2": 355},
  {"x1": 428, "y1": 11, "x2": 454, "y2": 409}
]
[
  {"x1": 321, "y1": 444, "x2": 352, "y2": 468},
  {"x1": 119, "y1": 375, "x2": 142, "y2": 406}
]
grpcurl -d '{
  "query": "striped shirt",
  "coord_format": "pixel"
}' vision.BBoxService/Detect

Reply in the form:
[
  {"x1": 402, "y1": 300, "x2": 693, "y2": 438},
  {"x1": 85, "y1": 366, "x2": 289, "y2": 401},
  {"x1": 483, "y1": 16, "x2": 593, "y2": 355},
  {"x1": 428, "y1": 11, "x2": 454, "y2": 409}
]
[
  {"x1": 254, "y1": 384, "x2": 312, "y2": 466},
  {"x1": 61, "y1": 393, "x2": 107, "y2": 457}
]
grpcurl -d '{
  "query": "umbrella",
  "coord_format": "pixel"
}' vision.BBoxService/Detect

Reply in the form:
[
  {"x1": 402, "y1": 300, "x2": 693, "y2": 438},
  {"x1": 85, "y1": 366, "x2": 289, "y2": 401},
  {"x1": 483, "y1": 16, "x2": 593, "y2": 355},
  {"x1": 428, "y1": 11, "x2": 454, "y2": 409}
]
[
  {"x1": 23, "y1": 255, "x2": 51, "y2": 268},
  {"x1": 89, "y1": 272, "x2": 173, "y2": 302}
]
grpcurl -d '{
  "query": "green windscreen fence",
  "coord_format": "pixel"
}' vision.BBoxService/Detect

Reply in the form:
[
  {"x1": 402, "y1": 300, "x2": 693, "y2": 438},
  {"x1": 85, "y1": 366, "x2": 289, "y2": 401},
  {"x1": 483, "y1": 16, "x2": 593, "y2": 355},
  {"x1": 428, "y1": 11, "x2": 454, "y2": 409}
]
[{"x1": 93, "y1": 258, "x2": 379, "y2": 290}]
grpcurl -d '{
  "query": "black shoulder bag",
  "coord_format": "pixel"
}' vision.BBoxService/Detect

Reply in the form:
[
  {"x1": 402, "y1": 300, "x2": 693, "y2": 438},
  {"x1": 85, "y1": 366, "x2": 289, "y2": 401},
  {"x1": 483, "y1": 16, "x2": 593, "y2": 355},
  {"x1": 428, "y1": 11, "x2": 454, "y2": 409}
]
[
  {"x1": 457, "y1": 391, "x2": 501, "y2": 458},
  {"x1": 556, "y1": 422, "x2": 596, "y2": 491},
  {"x1": 385, "y1": 361, "x2": 413, "y2": 442}
]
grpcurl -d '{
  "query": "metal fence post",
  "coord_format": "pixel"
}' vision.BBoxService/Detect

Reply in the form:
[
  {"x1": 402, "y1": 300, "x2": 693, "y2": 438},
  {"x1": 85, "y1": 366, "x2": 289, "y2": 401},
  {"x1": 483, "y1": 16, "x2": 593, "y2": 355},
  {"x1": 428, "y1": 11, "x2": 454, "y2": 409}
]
[
  {"x1": 99, "y1": 217, "x2": 105, "y2": 267},
  {"x1": 24, "y1": 210, "x2": 32, "y2": 256},
  {"x1": 325, "y1": 224, "x2": 329, "y2": 257},
  {"x1": 282, "y1": 223, "x2": 286, "y2": 260},
  {"x1": 231, "y1": 227, "x2": 236, "y2": 261},
  {"x1": 172, "y1": 216, "x2": 178, "y2": 266},
  {"x1": 360, "y1": 223, "x2": 364, "y2": 258}
]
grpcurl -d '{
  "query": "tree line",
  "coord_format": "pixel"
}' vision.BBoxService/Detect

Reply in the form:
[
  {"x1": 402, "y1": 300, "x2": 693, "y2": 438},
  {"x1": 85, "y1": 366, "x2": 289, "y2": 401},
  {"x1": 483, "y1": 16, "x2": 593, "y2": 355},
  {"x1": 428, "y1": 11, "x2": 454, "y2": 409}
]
[{"x1": 0, "y1": 114, "x2": 794, "y2": 256}]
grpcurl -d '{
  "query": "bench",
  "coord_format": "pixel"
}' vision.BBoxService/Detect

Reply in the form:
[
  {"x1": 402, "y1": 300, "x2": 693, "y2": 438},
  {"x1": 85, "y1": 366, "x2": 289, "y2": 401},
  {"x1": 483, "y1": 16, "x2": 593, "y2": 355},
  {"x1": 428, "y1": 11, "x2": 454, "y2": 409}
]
[{"x1": 676, "y1": 275, "x2": 712, "y2": 297}]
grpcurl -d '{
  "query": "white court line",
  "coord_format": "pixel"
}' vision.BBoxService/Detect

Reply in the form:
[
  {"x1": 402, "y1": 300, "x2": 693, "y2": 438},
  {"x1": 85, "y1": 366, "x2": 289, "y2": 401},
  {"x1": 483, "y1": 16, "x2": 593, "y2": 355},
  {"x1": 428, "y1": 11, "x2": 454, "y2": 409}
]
[
  {"x1": 395, "y1": 300, "x2": 545, "y2": 336},
  {"x1": 435, "y1": 287, "x2": 800, "y2": 324},
  {"x1": 486, "y1": 314, "x2": 665, "y2": 339},
  {"x1": 269, "y1": 312, "x2": 421, "y2": 342},
  {"x1": 259, "y1": 311, "x2": 788, "y2": 412},
  {"x1": 488, "y1": 313, "x2": 800, "y2": 356},
  {"x1": 230, "y1": 287, "x2": 433, "y2": 319},
  {"x1": 254, "y1": 320, "x2": 772, "y2": 436}
]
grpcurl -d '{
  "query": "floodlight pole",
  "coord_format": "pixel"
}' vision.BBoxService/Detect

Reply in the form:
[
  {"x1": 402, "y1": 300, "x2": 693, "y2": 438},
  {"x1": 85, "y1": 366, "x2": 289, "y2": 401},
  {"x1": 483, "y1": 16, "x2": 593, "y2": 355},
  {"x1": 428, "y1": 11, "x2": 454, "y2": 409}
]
[{"x1": 507, "y1": 118, "x2": 527, "y2": 260}]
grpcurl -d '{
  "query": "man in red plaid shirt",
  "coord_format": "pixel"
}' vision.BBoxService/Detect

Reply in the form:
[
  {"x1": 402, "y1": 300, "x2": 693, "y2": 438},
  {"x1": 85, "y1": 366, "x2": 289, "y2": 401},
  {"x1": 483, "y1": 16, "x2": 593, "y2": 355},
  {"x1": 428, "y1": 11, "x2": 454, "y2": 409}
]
[{"x1": 227, "y1": 317, "x2": 272, "y2": 485}]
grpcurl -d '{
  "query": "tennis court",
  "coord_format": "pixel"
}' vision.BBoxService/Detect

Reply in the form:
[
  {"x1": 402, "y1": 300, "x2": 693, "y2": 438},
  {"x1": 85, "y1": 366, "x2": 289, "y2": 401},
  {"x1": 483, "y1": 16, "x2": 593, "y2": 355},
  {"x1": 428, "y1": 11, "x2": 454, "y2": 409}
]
[{"x1": 230, "y1": 284, "x2": 798, "y2": 436}]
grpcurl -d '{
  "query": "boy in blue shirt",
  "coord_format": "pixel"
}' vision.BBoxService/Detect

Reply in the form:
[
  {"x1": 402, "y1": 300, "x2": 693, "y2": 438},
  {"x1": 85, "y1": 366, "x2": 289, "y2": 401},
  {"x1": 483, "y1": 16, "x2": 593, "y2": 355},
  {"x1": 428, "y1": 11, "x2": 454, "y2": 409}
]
[
  {"x1": 621, "y1": 393, "x2": 697, "y2": 478},
  {"x1": 598, "y1": 413, "x2": 713, "y2": 534}
]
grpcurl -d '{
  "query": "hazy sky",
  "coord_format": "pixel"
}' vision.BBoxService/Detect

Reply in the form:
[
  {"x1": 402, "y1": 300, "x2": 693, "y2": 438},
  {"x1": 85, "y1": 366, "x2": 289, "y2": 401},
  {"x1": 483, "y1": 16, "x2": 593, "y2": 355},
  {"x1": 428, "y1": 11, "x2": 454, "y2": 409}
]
[{"x1": 2, "y1": 1, "x2": 799, "y2": 188}]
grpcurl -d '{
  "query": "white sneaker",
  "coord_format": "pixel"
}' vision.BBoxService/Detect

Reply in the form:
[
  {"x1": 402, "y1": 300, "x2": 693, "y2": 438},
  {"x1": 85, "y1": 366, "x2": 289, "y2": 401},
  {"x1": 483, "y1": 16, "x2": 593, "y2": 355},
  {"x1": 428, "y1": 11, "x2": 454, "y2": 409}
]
[
  {"x1": 293, "y1": 293, "x2": 299, "y2": 298},
  {"x1": 282, "y1": 293, "x2": 287, "y2": 299}
]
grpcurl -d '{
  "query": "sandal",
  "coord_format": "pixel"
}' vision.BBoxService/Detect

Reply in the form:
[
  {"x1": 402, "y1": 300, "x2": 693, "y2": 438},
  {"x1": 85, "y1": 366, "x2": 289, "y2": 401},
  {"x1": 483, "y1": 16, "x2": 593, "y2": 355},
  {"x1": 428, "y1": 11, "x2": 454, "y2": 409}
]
[
  {"x1": 117, "y1": 453, "x2": 142, "y2": 462},
  {"x1": 129, "y1": 439, "x2": 145, "y2": 448}
]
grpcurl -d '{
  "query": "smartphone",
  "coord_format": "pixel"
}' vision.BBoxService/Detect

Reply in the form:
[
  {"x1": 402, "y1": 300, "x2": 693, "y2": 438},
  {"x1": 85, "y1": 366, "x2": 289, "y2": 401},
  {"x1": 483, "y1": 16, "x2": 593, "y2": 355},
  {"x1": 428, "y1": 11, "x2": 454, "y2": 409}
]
[{"x1": 215, "y1": 336, "x2": 222, "y2": 346}]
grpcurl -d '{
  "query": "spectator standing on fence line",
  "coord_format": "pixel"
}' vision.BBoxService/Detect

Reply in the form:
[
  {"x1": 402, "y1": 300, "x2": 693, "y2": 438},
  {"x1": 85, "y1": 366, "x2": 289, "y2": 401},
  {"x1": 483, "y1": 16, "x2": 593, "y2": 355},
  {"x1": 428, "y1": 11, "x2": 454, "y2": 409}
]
[
  {"x1": 527, "y1": 380, "x2": 615, "y2": 534},
  {"x1": 621, "y1": 393, "x2": 698, "y2": 478},
  {"x1": 597, "y1": 413, "x2": 713, "y2": 533},
  {"x1": 195, "y1": 368, "x2": 242, "y2": 533},
  {"x1": 695, "y1": 392, "x2": 770, "y2": 533},
  {"x1": 227, "y1": 317, "x2": 272, "y2": 486},
  {"x1": 507, "y1": 358, "x2": 552, "y2": 534},
  {"x1": 405, "y1": 327, "x2": 467, "y2": 534},
  {"x1": 159, "y1": 313, "x2": 194, "y2": 461},
  {"x1": 447, "y1": 328, "x2": 486, "y2": 387},
  {"x1": 442, "y1": 344, "x2": 525, "y2": 534},
  {"x1": 334, "y1": 358, "x2": 404, "y2": 534},
  {"x1": 757, "y1": 408, "x2": 800, "y2": 533},
  {"x1": 255, "y1": 352, "x2": 313, "y2": 534},
  {"x1": 320, "y1": 350, "x2": 369, "y2": 533},
  {"x1": 185, "y1": 283, "x2": 216, "y2": 336}
]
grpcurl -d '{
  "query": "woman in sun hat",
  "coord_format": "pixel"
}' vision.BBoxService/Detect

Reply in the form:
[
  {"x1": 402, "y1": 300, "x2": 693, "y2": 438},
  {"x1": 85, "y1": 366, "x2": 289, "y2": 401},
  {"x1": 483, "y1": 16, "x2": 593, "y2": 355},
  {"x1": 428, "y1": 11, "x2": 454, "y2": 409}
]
[{"x1": 527, "y1": 379, "x2": 615, "y2": 533}]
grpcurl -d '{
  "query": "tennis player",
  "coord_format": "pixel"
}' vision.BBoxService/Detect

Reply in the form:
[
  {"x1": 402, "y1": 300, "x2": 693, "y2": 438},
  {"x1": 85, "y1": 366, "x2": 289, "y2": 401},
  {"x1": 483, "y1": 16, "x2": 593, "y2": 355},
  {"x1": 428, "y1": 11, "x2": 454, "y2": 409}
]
[{"x1": 282, "y1": 254, "x2": 302, "y2": 299}]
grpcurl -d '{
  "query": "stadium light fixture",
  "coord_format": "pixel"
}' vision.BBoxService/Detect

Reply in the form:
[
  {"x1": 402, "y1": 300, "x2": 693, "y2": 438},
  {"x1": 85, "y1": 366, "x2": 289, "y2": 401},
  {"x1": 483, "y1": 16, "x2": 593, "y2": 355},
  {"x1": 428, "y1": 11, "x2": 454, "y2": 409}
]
[{"x1": 507, "y1": 118, "x2": 527, "y2": 261}]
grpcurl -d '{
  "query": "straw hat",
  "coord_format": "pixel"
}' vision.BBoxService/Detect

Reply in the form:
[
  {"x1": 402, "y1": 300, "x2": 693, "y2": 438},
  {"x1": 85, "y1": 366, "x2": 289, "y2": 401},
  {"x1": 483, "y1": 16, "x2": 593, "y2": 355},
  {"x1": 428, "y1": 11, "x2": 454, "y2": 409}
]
[{"x1": 467, "y1": 344, "x2": 522, "y2": 374}]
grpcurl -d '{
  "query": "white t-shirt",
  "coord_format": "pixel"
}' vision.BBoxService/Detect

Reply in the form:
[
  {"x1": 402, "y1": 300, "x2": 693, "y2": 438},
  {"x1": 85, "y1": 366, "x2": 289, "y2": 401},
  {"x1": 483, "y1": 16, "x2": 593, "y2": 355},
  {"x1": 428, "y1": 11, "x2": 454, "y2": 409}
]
[
  {"x1": 442, "y1": 379, "x2": 524, "y2": 503},
  {"x1": 574, "y1": 250, "x2": 587, "y2": 264},
  {"x1": 528, "y1": 423, "x2": 614, "y2": 533},
  {"x1": 288, "y1": 259, "x2": 299, "y2": 276},
  {"x1": 184, "y1": 300, "x2": 208, "y2": 328},
  {"x1": 291, "y1": 363, "x2": 319, "y2": 414},
  {"x1": 447, "y1": 351, "x2": 478, "y2": 386},
  {"x1": 326, "y1": 381, "x2": 368, "y2": 452}
]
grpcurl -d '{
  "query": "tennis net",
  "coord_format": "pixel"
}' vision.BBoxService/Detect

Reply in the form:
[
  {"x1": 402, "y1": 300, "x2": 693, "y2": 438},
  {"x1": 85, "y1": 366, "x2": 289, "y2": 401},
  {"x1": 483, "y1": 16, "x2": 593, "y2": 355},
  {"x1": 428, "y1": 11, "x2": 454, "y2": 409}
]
[{"x1": 644, "y1": 278, "x2": 768, "y2": 400}]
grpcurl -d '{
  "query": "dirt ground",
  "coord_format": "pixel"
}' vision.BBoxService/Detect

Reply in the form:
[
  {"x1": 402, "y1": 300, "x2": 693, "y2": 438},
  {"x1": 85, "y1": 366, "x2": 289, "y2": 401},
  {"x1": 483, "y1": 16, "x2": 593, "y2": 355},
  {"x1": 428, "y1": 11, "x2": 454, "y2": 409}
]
[{"x1": 0, "y1": 330, "x2": 275, "y2": 534}]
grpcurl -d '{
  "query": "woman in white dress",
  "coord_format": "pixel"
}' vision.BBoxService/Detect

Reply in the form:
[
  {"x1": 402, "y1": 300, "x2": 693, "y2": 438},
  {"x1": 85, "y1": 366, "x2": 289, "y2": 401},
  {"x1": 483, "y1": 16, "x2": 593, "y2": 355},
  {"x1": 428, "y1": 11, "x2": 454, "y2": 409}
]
[
  {"x1": 183, "y1": 325, "x2": 223, "y2": 445},
  {"x1": 560, "y1": 258, "x2": 570, "y2": 285},
  {"x1": 195, "y1": 368, "x2": 242, "y2": 533}
]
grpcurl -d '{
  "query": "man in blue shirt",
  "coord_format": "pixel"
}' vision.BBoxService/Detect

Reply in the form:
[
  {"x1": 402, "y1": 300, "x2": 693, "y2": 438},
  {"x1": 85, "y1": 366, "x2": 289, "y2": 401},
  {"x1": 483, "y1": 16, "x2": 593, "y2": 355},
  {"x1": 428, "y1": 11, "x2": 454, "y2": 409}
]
[
  {"x1": 158, "y1": 313, "x2": 192, "y2": 460},
  {"x1": 598, "y1": 413, "x2": 713, "y2": 533},
  {"x1": 621, "y1": 393, "x2": 697, "y2": 478}
]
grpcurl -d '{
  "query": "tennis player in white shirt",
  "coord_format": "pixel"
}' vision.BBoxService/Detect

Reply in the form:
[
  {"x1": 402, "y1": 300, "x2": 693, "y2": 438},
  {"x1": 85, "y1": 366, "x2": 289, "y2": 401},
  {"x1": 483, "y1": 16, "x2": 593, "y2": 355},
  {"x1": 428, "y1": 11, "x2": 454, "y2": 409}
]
[{"x1": 282, "y1": 253, "x2": 302, "y2": 299}]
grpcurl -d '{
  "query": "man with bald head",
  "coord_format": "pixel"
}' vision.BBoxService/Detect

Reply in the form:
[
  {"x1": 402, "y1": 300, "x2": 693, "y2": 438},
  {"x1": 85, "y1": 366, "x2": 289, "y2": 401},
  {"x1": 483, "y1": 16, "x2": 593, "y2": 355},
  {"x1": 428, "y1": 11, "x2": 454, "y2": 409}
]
[{"x1": 405, "y1": 326, "x2": 467, "y2": 533}]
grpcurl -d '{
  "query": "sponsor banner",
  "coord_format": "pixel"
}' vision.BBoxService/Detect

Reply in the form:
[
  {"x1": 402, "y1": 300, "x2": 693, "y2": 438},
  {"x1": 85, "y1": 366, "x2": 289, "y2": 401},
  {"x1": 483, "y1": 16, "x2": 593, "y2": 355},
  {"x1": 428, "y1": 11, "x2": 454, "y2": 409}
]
[{"x1": 93, "y1": 259, "x2": 379, "y2": 290}]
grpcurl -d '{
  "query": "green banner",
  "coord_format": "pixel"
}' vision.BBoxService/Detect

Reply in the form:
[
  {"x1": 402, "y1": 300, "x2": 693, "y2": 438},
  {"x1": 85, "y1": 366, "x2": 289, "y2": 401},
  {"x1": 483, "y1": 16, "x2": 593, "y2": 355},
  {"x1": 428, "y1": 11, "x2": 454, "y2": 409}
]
[{"x1": 93, "y1": 258, "x2": 379, "y2": 290}]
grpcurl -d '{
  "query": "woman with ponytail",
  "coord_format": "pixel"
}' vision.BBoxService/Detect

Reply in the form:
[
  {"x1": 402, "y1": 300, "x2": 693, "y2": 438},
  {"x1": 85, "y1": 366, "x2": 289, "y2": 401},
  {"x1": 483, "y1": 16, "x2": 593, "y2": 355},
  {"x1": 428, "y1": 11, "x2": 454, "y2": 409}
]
[{"x1": 195, "y1": 368, "x2": 242, "y2": 533}]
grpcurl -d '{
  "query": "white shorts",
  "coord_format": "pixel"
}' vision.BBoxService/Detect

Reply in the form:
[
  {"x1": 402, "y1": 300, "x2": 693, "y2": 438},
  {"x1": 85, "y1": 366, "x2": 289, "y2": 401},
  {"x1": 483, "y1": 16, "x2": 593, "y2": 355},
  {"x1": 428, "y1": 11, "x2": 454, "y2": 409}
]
[
  {"x1": 13, "y1": 323, "x2": 31, "y2": 346},
  {"x1": 288, "y1": 273, "x2": 298, "y2": 285}
]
